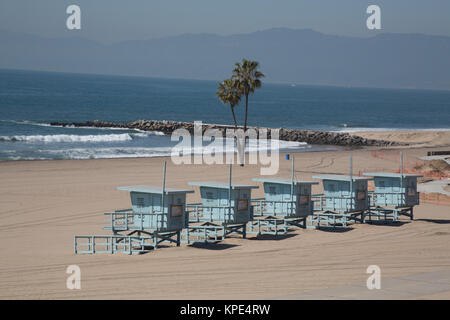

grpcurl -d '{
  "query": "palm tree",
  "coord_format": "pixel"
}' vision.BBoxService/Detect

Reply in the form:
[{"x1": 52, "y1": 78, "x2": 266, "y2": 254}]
[
  {"x1": 216, "y1": 78, "x2": 242, "y2": 129},
  {"x1": 232, "y1": 59, "x2": 264, "y2": 132}
]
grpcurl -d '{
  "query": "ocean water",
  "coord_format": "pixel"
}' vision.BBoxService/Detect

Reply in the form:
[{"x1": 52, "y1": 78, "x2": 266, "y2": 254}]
[{"x1": 0, "y1": 69, "x2": 449, "y2": 161}]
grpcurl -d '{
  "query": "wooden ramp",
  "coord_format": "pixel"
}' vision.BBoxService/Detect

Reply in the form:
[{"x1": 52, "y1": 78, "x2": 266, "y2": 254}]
[
  {"x1": 74, "y1": 230, "x2": 181, "y2": 254},
  {"x1": 74, "y1": 235, "x2": 154, "y2": 255},
  {"x1": 181, "y1": 222, "x2": 247, "y2": 244},
  {"x1": 247, "y1": 216, "x2": 289, "y2": 236}
]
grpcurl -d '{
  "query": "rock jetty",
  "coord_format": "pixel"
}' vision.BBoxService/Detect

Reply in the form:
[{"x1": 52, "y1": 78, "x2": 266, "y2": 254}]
[{"x1": 49, "y1": 120, "x2": 405, "y2": 147}]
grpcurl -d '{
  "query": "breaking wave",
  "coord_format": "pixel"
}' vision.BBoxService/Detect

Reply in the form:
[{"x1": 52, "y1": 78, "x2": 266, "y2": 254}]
[
  {"x1": 0, "y1": 131, "x2": 163, "y2": 143},
  {"x1": 0, "y1": 134, "x2": 133, "y2": 143},
  {"x1": 0, "y1": 139, "x2": 310, "y2": 161}
]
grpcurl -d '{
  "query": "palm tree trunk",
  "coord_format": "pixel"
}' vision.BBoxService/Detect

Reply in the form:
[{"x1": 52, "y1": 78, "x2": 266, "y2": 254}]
[
  {"x1": 231, "y1": 105, "x2": 244, "y2": 165},
  {"x1": 230, "y1": 106, "x2": 238, "y2": 129},
  {"x1": 241, "y1": 91, "x2": 249, "y2": 167},
  {"x1": 243, "y1": 92, "x2": 249, "y2": 131}
]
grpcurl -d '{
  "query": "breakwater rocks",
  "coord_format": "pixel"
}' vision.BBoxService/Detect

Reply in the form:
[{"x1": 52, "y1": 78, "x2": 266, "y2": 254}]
[{"x1": 50, "y1": 120, "x2": 405, "y2": 147}]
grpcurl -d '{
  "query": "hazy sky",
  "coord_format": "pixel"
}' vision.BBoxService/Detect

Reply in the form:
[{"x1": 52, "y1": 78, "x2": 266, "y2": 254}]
[{"x1": 1, "y1": 0, "x2": 449, "y2": 43}]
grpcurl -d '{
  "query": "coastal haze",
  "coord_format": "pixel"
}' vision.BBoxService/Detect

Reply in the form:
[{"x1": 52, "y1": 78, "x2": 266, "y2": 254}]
[{"x1": 1, "y1": 28, "x2": 450, "y2": 90}]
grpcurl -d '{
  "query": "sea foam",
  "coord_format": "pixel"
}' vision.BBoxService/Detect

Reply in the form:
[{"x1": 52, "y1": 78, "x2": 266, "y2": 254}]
[{"x1": 0, "y1": 133, "x2": 134, "y2": 143}]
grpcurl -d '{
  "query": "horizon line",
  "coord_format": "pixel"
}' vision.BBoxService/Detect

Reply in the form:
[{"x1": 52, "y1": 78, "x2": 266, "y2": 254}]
[{"x1": 2, "y1": 67, "x2": 450, "y2": 93}]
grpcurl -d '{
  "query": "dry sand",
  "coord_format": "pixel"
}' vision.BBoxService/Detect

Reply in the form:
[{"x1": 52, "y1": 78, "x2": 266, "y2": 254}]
[
  {"x1": 355, "y1": 130, "x2": 450, "y2": 148},
  {"x1": 0, "y1": 143, "x2": 449, "y2": 299}
]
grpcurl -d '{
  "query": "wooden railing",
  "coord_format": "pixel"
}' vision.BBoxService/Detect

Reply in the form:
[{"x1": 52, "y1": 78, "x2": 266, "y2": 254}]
[
  {"x1": 251, "y1": 199, "x2": 297, "y2": 217},
  {"x1": 104, "y1": 209, "x2": 169, "y2": 231},
  {"x1": 186, "y1": 203, "x2": 236, "y2": 223}
]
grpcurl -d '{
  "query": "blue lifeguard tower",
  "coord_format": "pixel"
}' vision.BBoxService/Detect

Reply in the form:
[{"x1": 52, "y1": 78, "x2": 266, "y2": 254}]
[
  {"x1": 310, "y1": 174, "x2": 371, "y2": 228},
  {"x1": 249, "y1": 178, "x2": 318, "y2": 235},
  {"x1": 363, "y1": 152, "x2": 422, "y2": 222},
  {"x1": 364, "y1": 173, "x2": 421, "y2": 207},
  {"x1": 74, "y1": 162, "x2": 193, "y2": 254},
  {"x1": 182, "y1": 165, "x2": 258, "y2": 243},
  {"x1": 308, "y1": 155, "x2": 371, "y2": 228},
  {"x1": 362, "y1": 173, "x2": 421, "y2": 221},
  {"x1": 252, "y1": 179, "x2": 317, "y2": 216},
  {"x1": 245, "y1": 156, "x2": 318, "y2": 235}
]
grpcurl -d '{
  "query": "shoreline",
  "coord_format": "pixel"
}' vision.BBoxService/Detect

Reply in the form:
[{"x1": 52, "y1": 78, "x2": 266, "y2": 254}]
[
  {"x1": 1, "y1": 120, "x2": 449, "y2": 163},
  {"x1": 0, "y1": 143, "x2": 447, "y2": 167},
  {"x1": 49, "y1": 120, "x2": 406, "y2": 147},
  {"x1": 1, "y1": 124, "x2": 449, "y2": 162},
  {"x1": 0, "y1": 146, "x2": 343, "y2": 164}
]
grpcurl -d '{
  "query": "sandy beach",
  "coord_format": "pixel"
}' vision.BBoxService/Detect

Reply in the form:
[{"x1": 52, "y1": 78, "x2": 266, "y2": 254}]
[
  {"x1": 0, "y1": 133, "x2": 449, "y2": 300},
  {"x1": 356, "y1": 130, "x2": 450, "y2": 148}
]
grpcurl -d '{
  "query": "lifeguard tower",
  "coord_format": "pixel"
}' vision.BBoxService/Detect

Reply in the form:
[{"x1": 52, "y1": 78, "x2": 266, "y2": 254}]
[
  {"x1": 310, "y1": 156, "x2": 371, "y2": 228},
  {"x1": 363, "y1": 153, "x2": 422, "y2": 222},
  {"x1": 249, "y1": 156, "x2": 318, "y2": 235},
  {"x1": 182, "y1": 165, "x2": 258, "y2": 243},
  {"x1": 74, "y1": 162, "x2": 193, "y2": 254}
]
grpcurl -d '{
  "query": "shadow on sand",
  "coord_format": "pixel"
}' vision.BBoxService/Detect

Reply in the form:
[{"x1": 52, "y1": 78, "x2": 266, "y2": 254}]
[
  {"x1": 247, "y1": 233, "x2": 298, "y2": 241},
  {"x1": 313, "y1": 226, "x2": 354, "y2": 233},
  {"x1": 365, "y1": 220, "x2": 410, "y2": 227},
  {"x1": 415, "y1": 218, "x2": 450, "y2": 224},
  {"x1": 188, "y1": 242, "x2": 239, "y2": 250}
]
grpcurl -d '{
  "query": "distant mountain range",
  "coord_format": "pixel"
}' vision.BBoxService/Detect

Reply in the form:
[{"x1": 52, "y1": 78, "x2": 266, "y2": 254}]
[{"x1": 1, "y1": 28, "x2": 450, "y2": 90}]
